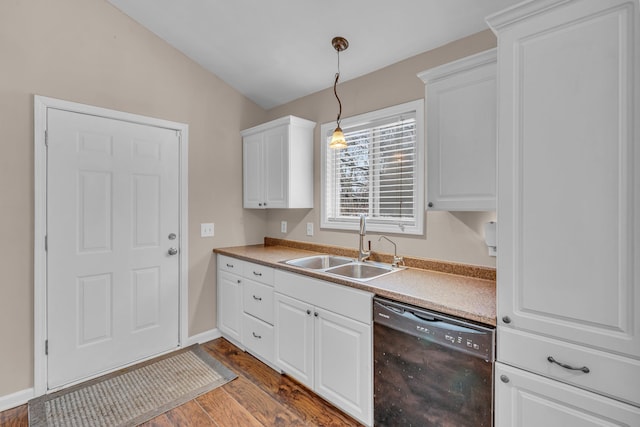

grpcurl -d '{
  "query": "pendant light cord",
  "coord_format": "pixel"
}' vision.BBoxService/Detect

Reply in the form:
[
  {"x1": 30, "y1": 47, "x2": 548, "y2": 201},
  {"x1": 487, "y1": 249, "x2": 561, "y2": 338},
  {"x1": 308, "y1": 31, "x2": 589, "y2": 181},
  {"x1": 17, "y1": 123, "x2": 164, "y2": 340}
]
[{"x1": 334, "y1": 50, "x2": 342, "y2": 126}]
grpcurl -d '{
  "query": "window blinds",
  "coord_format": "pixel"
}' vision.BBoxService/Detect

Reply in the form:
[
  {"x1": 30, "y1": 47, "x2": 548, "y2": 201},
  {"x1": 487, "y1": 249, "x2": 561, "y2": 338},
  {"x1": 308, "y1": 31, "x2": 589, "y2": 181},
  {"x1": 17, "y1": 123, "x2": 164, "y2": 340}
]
[{"x1": 325, "y1": 112, "x2": 417, "y2": 225}]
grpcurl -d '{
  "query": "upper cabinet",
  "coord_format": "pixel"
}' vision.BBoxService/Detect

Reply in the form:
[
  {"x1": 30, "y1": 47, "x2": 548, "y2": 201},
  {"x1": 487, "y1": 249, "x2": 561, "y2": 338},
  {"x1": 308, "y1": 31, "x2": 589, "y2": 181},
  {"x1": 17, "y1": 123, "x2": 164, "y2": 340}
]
[
  {"x1": 241, "y1": 116, "x2": 316, "y2": 209},
  {"x1": 418, "y1": 49, "x2": 497, "y2": 211}
]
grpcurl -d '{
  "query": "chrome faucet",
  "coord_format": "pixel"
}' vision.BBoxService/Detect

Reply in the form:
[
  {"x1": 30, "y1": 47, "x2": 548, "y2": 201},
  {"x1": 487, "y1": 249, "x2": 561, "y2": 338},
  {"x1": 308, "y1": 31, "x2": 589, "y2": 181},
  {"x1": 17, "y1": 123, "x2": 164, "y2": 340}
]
[
  {"x1": 358, "y1": 214, "x2": 371, "y2": 262},
  {"x1": 378, "y1": 235, "x2": 404, "y2": 267}
]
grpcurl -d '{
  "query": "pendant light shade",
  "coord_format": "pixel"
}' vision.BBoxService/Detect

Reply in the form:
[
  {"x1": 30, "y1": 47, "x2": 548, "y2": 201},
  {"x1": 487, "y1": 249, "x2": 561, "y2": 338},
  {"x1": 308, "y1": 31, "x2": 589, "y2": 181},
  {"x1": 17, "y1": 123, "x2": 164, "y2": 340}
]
[
  {"x1": 330, "y1": 36, "x2": 349, "y2": 149},
  {"x1": 330, "y1": 126, "x2": 347, "y2": 149}
]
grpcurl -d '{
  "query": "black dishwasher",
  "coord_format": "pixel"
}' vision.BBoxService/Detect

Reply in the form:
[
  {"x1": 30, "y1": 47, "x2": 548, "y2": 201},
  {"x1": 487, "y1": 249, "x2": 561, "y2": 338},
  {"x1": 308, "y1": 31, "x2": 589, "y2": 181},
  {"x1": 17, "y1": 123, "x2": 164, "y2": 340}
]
[{"x1": 373, "y1": 297, "x2": 495, "y2": 427}]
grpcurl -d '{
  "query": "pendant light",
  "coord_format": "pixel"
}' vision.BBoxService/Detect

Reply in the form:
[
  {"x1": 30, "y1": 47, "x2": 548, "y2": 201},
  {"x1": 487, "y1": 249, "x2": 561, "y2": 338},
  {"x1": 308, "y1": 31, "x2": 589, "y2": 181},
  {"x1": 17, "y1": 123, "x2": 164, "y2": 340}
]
[{"x1": 330, "y1": 36, "x2": 349, "y2": 149}]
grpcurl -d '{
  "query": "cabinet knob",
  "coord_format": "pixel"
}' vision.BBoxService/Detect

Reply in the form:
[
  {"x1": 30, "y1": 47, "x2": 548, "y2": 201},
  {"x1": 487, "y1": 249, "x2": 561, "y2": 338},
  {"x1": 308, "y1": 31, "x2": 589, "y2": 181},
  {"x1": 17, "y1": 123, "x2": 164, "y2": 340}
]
[
  {"x1": 236, "y1": 279, "x2": 241, "y2": 284},
  {"x1": 502, "y1": 316, "x2": 512, "y2": 324},
  {"x1": 314, "y1": 312, "x2": 319, "y2": 317},
  {"x1": 264, "y1": 202, "x2": 267, "y2": 206},
  {"x1": 259, "y1": 203, "x2": 263, "y2": 206},
  {"x1": 428, "y1": 202, "x2": 433, "y2": 208},
  {"x1": 500, "y1": 375, "x2": 509, "y2": 384},
  {"x1": 306, "y1": 309, "x2": 311, "y2": 315}
]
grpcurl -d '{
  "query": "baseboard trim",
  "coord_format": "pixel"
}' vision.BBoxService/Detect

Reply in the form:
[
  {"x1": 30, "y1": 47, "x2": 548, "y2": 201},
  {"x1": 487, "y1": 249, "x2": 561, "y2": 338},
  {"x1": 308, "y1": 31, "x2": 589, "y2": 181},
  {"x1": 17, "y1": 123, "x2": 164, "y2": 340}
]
[
  {"x1": 0, "y1": 388, "x2": 34, "y2": 412},
  {"x1": 185, "y1": 328, "x2": 221, "y2": 346}
]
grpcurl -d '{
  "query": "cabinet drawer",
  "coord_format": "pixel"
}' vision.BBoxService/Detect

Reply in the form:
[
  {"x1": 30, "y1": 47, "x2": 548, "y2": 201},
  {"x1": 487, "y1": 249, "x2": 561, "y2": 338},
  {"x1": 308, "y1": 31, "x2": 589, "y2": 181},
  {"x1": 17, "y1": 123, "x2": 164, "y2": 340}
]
[
  {"x1": 499, "y1": 327, "x2": 640, "y2": 406},
  {"x1": 274, "y1": 270, "x2": 373, "y2": 324},
  {"x1": 242, "y1": 313, "x2": 274, "y2": 363},
  {"x1": 243, "y1": 279, "x2": 274, "y2": 324},
  {"x1": 218, "y1": 255, "x2": 243, "y2": 275},
  {"x1": 243, "y1": 261, "x2": 274, "y2": 285}
]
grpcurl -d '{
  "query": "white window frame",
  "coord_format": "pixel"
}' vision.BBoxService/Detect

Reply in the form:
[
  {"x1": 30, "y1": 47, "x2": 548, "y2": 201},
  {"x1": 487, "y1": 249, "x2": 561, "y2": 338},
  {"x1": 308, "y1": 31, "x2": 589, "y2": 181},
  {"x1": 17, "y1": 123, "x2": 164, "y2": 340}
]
[{"x1": 320, "y1": 99, "x2": 425, "y2": 235}]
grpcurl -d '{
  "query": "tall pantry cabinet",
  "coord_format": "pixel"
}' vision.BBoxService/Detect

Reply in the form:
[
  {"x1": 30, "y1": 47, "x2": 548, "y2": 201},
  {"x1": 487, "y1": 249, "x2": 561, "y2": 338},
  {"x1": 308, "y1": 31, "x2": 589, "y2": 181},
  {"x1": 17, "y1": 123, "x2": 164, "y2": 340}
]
[{"x1": 487, "y1": 0, "x2": 640, "y2": 425}]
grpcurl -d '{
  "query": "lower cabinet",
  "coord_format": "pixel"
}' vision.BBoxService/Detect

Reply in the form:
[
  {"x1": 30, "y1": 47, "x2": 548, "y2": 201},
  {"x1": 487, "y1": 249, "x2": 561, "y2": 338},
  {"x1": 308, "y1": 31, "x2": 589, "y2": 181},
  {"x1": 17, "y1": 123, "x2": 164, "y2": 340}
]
[
  {"x1": 217, "y1": 270, "x2": 243, "y2": 346},
  {"x1": 217, "y1": 258, "x2": 374, "y2": 426},
  {"x1": 274, "y1": 271, "x2": 373, "y2": 426},
  {"x1": 495, "y1": 363, "x2": 640, "y2": 426}
]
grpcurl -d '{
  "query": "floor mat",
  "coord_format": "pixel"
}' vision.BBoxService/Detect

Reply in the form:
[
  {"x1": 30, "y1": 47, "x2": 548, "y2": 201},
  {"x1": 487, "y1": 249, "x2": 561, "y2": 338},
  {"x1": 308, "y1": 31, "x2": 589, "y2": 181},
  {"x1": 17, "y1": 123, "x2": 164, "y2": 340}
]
[{"x1": 29, "y1": 345, "x2": 237, "y2": 426}]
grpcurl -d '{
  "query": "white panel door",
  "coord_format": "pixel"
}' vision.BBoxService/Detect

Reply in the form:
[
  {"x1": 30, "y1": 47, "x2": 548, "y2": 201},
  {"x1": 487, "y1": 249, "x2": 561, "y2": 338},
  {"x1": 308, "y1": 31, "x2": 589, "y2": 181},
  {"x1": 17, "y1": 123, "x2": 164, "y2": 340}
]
[
  {"x1": 495, "y1": 363, "x2": 640, "y2": 427},
  {"x1": 263, "y1": 125, "x2": 288, "y2": 209},
  {"x1": 314, "y1": 307, "x2": 372, "y2": 426},
  {"x1": 242, "y1": 132, "x2": 264, "y2": 208},
  {"x1": 274, "y1": 292, "x2": 314, "y2": 388},
  {"x1": 217, "y1": 271, "x2": 243, "y2": 344},
  {"x1": 494, "y1": 0, "x2": 640, "y2": 358},
  {"x1": 422, "y1": 49, "x2": 497, "y2": 211},
  {"x1": 47, "y1": 108, "x2": 180, "y2": 389}
]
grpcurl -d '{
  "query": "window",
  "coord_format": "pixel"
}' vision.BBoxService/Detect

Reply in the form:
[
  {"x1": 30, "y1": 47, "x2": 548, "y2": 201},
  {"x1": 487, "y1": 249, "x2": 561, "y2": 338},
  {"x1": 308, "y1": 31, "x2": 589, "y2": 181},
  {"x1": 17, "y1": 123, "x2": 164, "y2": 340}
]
[{"x1": 321, "y1": 100, "x2": 424, "y2": 235}]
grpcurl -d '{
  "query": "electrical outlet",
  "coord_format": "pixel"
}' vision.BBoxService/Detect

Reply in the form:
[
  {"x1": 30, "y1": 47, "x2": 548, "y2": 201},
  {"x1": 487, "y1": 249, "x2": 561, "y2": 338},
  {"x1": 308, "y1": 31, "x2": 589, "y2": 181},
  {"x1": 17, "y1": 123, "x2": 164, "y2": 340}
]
[
  {"x1": 306, "y1": 222, "x2": 314, "y2": 236},
  {"x1": 281, "y1": 221, "x2": 287, "y2": 233},
  {"x1": 200, "y1": 223, "x2": 214, "y2": 237}
]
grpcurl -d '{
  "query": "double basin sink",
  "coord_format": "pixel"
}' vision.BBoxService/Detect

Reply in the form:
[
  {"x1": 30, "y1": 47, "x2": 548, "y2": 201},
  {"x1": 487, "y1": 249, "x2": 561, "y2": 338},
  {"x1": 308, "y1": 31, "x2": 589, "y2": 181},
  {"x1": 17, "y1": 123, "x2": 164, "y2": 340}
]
[{"x1": 283, "y1": 254, "x2": 405, "y2": 281}]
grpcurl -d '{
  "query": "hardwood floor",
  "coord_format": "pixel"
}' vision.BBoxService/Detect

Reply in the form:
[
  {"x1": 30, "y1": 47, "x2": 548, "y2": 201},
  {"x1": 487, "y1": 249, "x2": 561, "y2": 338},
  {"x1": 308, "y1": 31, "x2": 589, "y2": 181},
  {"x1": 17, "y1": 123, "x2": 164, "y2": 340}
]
[{"x1": 0, "y1": 338, "x2": 363, "y2": 426}]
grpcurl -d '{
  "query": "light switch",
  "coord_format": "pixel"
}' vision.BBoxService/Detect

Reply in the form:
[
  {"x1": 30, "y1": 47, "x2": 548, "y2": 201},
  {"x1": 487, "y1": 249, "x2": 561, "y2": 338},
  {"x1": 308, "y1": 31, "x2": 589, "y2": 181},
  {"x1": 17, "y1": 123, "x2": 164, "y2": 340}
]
[
  {"x1": 201, "y1": 223, "x2": 214, "y2": 237},
  {"x1": 306, "y1": 222, "x2": 314, "y2": 236},
  {"x1": 281, "y1": 221, "x2": 287, "y2": 233}
]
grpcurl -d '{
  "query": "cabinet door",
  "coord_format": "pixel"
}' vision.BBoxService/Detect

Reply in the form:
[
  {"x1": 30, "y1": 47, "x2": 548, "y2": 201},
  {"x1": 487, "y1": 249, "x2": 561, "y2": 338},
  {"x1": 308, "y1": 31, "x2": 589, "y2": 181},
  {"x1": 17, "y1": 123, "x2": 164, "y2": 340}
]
[
  {"x1": 492, "y1": 0, "x2": 640, "y2": 358},
  {"x1": 495, "y1": 363, "x2": 640, "y2": 427},
  {"x1": 274, "y1": 292, "x2": 314, "y2": 388},
  {"x1": 422, "y1": 49, "x2": 496, "y2": 211},
  {"x1": 314, "y1": 307, "x2": 372, "y2": 426},
  {"x1": 242, "y1": 132, "x2": 264, "y2": 208},
  {"x1": 263, "y1": 125, "x2": 288, "y2": 208},
  {"x1": 217, "y1": 270, "x2": 242, "y2": 344}
]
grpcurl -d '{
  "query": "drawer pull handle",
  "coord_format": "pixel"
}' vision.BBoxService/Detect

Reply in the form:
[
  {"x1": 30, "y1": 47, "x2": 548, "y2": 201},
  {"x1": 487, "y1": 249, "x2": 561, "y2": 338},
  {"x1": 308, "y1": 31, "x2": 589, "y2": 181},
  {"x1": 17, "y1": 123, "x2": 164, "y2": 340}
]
[
  {"x1": 253, "y1": 271, "x2": 262, "y2": 276},
  {"x1": 547, "y1": 356, "x2": 590, "y2": 373},
  {"x1": 252, "y1": 332, "x2": 262, "y2": 339},
  {"x1": 252, "y1": 295, "x2": 262, "y2": 301},
  {"x1": 226, "y1": 263, "x2": 234, "y2": 268}
]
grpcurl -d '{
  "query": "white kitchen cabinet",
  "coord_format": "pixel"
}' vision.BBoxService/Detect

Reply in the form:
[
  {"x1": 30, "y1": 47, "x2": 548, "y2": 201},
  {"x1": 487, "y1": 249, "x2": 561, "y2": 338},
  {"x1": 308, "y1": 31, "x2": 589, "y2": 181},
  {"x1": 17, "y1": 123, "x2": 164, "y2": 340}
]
[
  {"x1": 487, "y1": 0, "x2": 640, "y2": 419},
  {"x1": 495, "y1": 363, "x2": 640, "y2": 426},
  {"x1": 217, "y1": 255, "x2": 244, "y2": 346},
  {"x1": 418, "y1": 49, "x2": 496, "y2": 211},
  {"x1": 274, "y1": 292, "x2": 314, "y2": 387},
  {"x1": 241, "y1": 115, "x2": 315, "y2": 209},
  {"x1": 274, "y1": 270, "x2": 373, "y2": 426}
]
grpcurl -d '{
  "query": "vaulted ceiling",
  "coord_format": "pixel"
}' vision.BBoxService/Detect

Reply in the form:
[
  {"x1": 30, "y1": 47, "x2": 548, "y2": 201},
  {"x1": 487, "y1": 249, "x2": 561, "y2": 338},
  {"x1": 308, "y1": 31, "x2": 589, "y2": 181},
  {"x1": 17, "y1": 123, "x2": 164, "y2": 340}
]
[{"x1": 108, "y1": 0, "x2": 518, "y2": 109}]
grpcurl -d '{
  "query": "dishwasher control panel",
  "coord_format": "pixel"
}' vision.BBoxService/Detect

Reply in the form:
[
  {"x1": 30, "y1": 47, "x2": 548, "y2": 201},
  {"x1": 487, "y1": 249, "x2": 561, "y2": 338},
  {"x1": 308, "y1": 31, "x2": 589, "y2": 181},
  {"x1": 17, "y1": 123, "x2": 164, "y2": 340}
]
[{"x1": 374, "y1": 297, "x2": 495, "y2": 361}]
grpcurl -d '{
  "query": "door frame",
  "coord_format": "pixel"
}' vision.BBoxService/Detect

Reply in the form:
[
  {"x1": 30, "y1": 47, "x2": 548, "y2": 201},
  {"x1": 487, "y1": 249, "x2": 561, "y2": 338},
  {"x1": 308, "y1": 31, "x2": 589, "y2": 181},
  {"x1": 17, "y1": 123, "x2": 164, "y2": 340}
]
[{"x1": 33, "y1": 95, "x2": 189, "y2": 395}]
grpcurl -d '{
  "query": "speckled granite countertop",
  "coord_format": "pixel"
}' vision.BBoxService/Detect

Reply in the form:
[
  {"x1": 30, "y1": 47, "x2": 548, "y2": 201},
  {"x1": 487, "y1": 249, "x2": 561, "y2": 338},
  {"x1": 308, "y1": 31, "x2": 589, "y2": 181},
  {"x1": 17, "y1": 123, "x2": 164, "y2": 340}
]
[{"x1": 214, "y1": 239, "x2": 496, "y2": 327}]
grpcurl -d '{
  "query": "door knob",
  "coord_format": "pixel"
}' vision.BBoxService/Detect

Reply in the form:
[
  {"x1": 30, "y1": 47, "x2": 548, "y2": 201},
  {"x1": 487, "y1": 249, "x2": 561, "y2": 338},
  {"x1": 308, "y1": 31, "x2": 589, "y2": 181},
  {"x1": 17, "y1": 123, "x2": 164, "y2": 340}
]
[{"x1": 168, "y1": 247, "x2": 178, "y2": 256}]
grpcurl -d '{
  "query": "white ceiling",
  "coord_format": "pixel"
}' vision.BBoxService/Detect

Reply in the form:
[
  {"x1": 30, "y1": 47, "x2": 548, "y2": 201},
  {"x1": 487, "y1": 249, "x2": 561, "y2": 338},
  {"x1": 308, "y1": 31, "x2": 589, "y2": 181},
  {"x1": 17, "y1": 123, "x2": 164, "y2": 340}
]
[{"x1": 107, "y1": 0, "x2": 517, "y2": 110}]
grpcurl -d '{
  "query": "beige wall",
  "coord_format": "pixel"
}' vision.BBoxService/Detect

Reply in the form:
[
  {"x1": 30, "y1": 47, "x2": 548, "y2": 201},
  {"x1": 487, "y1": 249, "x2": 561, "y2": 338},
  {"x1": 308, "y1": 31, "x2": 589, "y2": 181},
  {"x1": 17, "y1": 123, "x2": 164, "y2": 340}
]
[
  {"x1": 265, "y1": 30, "x2": 497, "y2": 266},
  {"x1": 0, "y1": 0, "x2": 266, "y2": 397}
]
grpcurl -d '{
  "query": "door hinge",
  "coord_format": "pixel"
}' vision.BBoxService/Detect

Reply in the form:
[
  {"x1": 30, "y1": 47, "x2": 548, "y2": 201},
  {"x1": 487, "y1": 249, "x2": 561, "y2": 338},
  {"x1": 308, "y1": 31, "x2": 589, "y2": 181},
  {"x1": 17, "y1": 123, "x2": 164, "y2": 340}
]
[
  {"x1": 45, "y1": 340, "x2": 48, "y2": 355},
  {"x1": 44, "y1": 130, "x2": 48, "y2": 146}
]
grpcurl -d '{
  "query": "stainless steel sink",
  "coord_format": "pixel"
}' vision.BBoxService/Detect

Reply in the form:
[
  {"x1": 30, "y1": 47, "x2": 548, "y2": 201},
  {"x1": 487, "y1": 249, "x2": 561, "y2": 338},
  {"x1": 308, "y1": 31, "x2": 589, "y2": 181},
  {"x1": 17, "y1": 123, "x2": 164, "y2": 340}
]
[
  {"x1": 283, "y1": 255, "x2": 404, "y2": 281},
  {"x1": 325, "y1": 261, "x2": 399, "y2": 281},
  {"x1": 284, "y1": 254, "x2": 353, "y2": 270}
]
